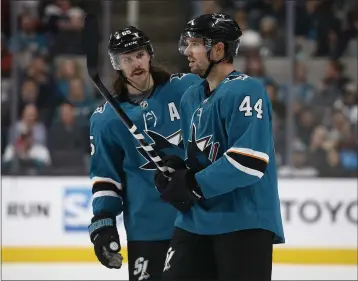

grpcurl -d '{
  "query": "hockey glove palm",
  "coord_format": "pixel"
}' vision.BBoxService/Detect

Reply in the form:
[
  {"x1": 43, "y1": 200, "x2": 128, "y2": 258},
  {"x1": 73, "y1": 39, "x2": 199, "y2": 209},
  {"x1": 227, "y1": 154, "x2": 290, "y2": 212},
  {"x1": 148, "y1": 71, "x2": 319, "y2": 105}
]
[{"x1": 89, "y1": 213, "x2": 123, "y2": 269}]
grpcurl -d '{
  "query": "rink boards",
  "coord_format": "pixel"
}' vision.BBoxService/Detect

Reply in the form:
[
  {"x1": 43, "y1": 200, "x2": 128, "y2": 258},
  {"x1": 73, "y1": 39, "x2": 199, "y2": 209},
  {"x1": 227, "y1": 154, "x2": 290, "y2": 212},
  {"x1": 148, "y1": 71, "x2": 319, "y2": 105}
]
[{"x1": 1, "y1": 177, "x2": 357, "y2": 265}]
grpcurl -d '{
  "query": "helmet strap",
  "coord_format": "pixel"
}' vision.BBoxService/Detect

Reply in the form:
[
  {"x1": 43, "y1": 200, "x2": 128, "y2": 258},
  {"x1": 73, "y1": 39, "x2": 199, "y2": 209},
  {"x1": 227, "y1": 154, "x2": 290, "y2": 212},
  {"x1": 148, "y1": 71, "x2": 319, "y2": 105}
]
[{"x1": 201, "y1": 50, "x2": 229, "y2": 79}]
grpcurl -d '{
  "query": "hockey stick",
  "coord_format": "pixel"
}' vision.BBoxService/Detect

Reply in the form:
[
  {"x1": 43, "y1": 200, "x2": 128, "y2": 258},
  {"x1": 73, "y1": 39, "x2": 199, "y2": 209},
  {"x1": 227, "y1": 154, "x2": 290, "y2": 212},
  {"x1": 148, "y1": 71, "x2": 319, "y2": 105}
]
[{"x1": 83, "y1": 14, "x2": 170, "y2": 175}]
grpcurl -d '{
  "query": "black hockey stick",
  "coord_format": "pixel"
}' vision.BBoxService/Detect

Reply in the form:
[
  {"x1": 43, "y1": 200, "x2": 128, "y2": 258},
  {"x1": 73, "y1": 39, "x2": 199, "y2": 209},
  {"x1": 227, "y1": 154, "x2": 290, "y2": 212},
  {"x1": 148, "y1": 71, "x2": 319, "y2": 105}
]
[{"x1": 83, "y1": 14, "x2": 171, "y2": 175}]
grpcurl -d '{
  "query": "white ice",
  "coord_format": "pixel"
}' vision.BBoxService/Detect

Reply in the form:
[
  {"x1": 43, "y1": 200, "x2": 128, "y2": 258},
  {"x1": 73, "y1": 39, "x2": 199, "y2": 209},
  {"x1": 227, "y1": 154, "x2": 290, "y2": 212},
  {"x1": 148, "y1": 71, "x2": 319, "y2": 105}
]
[{"x1": 1, "y1": 263, "x2": 357, "y2": 280}]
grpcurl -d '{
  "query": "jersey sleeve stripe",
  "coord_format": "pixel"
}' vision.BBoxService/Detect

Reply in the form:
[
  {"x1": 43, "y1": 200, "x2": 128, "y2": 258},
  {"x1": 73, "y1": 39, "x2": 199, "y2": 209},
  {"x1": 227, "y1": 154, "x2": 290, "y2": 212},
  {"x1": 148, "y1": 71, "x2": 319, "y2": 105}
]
[
  {"x1": 92, "y1": 182, "x2": 123, "y2": 197},
  {"x1": 91, "y1": 176, "x2": 122, "y2": 190},
  {"x1": 224, "y1": 153, "x2": 265, "y2": 178},
  {"x1": 224, "y1": 149, "x2": 268, "y2": 178},
  {"x1": 93, "y1": 190, "x2": 120, "y2": 199},
  {"x1": 226, "y1": 147, "x2": 269, "y2": 163}
]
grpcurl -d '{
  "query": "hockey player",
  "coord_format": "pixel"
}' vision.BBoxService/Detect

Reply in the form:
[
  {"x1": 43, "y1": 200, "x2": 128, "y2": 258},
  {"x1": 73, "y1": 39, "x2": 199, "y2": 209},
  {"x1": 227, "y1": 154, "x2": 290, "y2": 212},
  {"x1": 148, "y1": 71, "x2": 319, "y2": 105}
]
[
  {"x1": 155, "y1": 14, "x2": 285, "y2": 281},
  {"x1": 88, "y1": 26, "x2": 201, "y2": 281}
]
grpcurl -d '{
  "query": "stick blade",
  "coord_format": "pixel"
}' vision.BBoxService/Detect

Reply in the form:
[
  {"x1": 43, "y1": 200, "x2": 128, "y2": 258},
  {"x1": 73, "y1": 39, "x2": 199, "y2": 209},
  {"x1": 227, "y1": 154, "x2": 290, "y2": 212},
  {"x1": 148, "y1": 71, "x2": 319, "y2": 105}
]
[{"x1": 83, "y1": 14, "x2": 99, "y2": 77}]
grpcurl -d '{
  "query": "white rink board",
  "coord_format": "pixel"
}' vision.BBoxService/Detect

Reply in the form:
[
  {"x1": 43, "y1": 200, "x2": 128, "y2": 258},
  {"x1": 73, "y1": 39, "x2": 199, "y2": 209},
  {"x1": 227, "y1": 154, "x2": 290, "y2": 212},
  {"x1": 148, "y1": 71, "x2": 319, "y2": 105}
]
[{"x1": 2, "y1": 177, "x2": 357, "y2": 249}]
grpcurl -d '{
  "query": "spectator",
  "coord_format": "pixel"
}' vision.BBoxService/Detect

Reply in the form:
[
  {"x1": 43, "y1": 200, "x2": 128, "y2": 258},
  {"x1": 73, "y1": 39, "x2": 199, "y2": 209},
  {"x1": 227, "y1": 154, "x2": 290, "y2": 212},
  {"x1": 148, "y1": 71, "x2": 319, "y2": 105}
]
[
  {"x1": 25, "y1": 56, "x2": 65, "y2": 126},
  {"x1": 308, "y1": 126, "x2": 340, "y2": 176},
  {"x1": 19, "y1": 79, "x2": 39, "y2": 114},
  {"x1": 296, "y1": 107, "x2": 317, "y2": 146},
  {"x1": 321, "y1": 60, "x2": 350, "y2": 92},
  {"x1": 259, "y1": 16, "x2": 285, "y2": 56},
  {"x1": 307, "y1": 1, "x2": 341, "y2": 57},
  {"x1": 66, "y1": 78, "x2": 95, "y2": 126},
  {"x1": 56, "y1": 58, "x2": 82, "y2": 97},
  {"x1": 48, "y1": 103, "x2": 87, "y2": 152},
  {"x1": 9, "y1": 13, "x2": 48, "y2": 69},
  {"x1": 279, "y1": 61, "x2": 316, "y2": 105},
  {"x1": 319, "y1": 149, "x2": 348, "y2": 177},
  {"x1": 10, "y1": 104, "x2": 47, "y2": 146},
  {"x1": 333, "y1": 83, "x2": 358, "y2": 125},
  {"x1": 328, "y1": 110, "x2": 351, "y2": 144},
  {"x1": 48, "y1": 103, "x2": 88, "y2": 174},
  {"x1": 333, "y1": 2, "x2": 358, "y2": 58},
  {"x1": 44, "y1": 0, "x2": 84, "y2": 35},
  {"x1": 50, "y1": 7, "x2": 85, "y2": 56},
  {"x1": 312, "y1": 60, "x2": 350, "y2": 112},
  {"x1": 3, "y1": 124, "x2": 51, "y2": 173},
  {"x1": 244, "y1": 54, "x2": 274, "y2": 85}
]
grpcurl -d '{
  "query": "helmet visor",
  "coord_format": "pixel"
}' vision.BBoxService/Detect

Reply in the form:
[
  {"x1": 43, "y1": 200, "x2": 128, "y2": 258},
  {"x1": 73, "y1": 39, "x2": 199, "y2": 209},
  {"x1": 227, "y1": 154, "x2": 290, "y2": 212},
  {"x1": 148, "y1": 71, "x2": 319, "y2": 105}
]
[
  {"x1": 109, "y1": 47, "x2": 148, "y2": 71},
  {"x1": 178, "y1": 31, "x2": 212, "y2": 55}
]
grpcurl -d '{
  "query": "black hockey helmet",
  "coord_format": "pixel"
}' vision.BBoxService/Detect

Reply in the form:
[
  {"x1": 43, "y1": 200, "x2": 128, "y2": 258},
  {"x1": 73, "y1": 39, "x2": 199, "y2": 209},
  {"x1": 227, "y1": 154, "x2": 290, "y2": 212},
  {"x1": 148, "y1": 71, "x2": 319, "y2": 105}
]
[
  {"x1": 179, "y1": 13, "x2": 242, "y2": 77},
  {"x1": 108, "y1": 26, "x2": 154, "y2": 70}
]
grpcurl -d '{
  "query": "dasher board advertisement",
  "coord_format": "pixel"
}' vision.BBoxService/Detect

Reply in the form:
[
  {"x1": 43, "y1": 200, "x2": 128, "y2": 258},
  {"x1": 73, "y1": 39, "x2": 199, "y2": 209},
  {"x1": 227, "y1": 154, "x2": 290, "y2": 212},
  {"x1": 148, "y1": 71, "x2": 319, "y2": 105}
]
[{"x1": 2, "y1": 177, "x2": 357, "y2": 265}]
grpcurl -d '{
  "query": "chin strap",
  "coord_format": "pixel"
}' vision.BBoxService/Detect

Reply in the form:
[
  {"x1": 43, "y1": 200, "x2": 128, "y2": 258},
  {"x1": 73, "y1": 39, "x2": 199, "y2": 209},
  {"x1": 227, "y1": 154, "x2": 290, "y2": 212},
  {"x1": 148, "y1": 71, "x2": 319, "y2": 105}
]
[
  {"x1": 126, "y1": 78, "x2": 152, "y2": 93},
  {"x1": 201, "y1": 51, "x2": 229, "y2": 79}
]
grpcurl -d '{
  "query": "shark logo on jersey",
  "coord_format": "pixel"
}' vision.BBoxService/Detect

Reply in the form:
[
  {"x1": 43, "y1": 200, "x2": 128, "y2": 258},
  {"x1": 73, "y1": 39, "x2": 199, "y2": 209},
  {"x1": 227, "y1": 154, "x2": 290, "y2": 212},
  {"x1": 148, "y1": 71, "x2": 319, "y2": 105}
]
[
  {"x1": 186, "y1": 124, "x2": 220, "y2": 172},
  {"x1": 170, "y1": 73, "x2": 190, "y2": 82},
  {"x1": 136, "y1": 130, "x2": 184, "y2": 170}
]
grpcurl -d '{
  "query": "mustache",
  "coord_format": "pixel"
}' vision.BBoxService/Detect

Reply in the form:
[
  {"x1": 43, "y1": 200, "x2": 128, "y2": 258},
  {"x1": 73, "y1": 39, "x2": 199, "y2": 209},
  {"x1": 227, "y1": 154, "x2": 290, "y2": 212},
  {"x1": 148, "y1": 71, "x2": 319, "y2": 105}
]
[{"x1": 131, "y1": 69, "x2": 146, "y2": 76}]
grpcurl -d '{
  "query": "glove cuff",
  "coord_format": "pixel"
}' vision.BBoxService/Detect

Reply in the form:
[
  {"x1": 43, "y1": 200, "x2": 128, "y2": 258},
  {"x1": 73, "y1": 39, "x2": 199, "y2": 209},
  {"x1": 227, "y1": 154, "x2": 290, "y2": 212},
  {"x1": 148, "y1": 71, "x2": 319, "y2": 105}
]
[
  {"x1": 89, "y1": 213, "x2": 117, "y2": 240},
  {"x1": 187, "y1": 171, "x2": 204, "y2": 200}
]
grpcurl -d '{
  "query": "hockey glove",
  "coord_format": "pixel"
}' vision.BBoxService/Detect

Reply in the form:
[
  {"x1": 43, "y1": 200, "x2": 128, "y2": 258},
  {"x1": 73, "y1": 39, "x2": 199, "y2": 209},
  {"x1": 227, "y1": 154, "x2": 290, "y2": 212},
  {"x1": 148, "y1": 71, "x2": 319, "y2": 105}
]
[
  {"x1": 154, "y1": 155, "x2": 186, "y2": 192},
  {"x1": 155, "y1": 155, "x2": 196, "y2": 212},
  {"x1": 88, "y1": 213, "x2": 123, "y2": 269},
  {"x1": 161, "y1": 168, "x2": 204, "y2": 205}
]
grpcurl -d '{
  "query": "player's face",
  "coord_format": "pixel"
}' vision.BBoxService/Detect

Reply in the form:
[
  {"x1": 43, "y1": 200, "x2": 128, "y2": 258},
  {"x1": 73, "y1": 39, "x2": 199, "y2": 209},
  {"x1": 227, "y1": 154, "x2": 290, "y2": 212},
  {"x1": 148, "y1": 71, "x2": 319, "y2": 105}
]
[
  {"x1": 119, "y1": 48, "x2": 151, "y2": 86},
  {"x1": 184, "y1": 38, "x2": 209, "y2": 76}
]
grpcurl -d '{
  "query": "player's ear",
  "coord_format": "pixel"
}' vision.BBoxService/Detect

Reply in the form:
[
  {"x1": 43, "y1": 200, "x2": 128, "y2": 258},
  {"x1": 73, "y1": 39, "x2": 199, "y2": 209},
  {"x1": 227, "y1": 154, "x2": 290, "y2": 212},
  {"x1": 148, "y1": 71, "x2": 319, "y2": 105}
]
[{"x1": 213, "y1": 42, "x2": 225, "y2": 60}]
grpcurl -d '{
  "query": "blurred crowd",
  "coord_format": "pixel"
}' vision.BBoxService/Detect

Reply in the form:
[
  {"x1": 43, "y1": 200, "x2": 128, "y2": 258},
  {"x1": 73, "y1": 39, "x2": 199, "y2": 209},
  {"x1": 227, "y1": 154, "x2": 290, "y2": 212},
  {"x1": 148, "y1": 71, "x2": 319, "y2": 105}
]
[
  {"x1": 1, "y1": 0, "x2": 357, "y2": 177},
  {"x1": 192, "y1": 0, "x2": 358, "y2": 58},
  {"x1": 1, "y1": 0, "x2": 101, "y2": 175}
]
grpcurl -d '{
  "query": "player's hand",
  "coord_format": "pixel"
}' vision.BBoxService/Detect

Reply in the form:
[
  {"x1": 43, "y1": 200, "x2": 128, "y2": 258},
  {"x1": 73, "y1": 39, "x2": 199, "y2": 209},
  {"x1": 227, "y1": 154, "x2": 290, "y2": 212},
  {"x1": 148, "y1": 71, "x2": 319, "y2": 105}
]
[
  {"x1": 154, "y1": 155, "x2": 186, "y2": 192},
  {"x1": 154, "y1": 155, "x2": 196, "y2": 212},
  {"x1": 161, "y1": 168, "x2": 204, "y2": 206},
  {"x1": 88, "y1": 213, "x2": 123, "y2": 269}
]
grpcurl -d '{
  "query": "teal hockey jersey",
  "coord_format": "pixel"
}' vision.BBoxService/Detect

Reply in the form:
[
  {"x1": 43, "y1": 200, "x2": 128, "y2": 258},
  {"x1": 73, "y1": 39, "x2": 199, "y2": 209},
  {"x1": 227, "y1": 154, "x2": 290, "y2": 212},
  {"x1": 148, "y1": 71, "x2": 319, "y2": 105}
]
[
  {"x1": 89, "y1": 73, "x2": 202, "y2": 241},
  {"x1": 177, "y1": 71, "x2": 285, "y2": 244}
]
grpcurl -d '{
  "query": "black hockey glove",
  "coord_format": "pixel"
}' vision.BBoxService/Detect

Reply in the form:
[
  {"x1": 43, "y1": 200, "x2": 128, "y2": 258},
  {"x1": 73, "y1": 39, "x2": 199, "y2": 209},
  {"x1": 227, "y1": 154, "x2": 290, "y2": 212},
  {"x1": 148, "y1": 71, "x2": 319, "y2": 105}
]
[
  {"x1": 154, "y1": 155, "x2": 186, "y2": 192},
  {"x1": 88, "y1": 213, "x2": 123, "y2": 269},
  {"x1": 155, "y1": 155, "x2": 204, "y2": 212}
]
